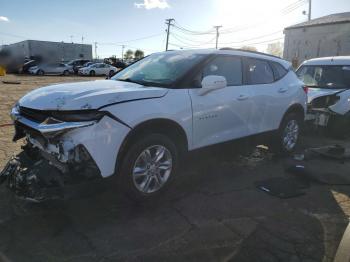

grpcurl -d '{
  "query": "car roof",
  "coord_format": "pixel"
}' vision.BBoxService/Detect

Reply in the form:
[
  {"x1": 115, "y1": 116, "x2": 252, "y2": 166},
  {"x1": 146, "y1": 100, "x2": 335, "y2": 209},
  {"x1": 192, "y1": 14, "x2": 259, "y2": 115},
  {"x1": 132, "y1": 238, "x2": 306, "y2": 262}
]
[
  {"x1": 301, "y1": 56, "x2": 350, "y2": 66},
  {"x1": 153, "y1": 48, "x2": 291, "y2": 69}
]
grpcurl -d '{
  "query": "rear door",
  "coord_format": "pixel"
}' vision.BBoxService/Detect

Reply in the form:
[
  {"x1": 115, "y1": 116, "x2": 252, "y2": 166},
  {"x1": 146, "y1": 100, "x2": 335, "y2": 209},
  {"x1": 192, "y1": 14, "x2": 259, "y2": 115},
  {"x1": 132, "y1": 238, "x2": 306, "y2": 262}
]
[
  {"x1": 96, "y1": 64, "x2": 106, "y2": 75},
  {"x1": 189, "y1": 55, "x2": 255, "y2": 149},
  {"x1": 242, "y1": 57, "x2": 290, "y2": 133},
  {"x1": 45, "y1": 63, "x2": 58, "y2": 74}
]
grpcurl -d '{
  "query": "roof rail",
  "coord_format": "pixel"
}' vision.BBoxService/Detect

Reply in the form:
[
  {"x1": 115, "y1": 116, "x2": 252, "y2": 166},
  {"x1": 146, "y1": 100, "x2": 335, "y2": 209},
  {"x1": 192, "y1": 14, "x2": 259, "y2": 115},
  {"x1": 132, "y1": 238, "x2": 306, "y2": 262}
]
[{"x1": 219, "y1": 47, "x2": 282, "y2": 59}]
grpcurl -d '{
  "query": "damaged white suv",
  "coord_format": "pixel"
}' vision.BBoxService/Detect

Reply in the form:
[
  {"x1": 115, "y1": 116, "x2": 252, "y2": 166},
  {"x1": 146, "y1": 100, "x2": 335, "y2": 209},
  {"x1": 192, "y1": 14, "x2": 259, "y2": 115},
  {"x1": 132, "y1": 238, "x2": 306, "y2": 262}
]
[{"x1": 5, "y1": 49, "x2": 306, "y2": 201}]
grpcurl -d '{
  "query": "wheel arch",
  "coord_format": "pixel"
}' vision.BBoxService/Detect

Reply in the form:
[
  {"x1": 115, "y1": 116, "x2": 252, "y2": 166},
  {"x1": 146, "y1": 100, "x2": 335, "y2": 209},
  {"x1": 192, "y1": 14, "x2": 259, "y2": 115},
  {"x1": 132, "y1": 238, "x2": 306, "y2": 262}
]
[
  {"x1": 280, "y1": 103, "x2": 305, "y2": 128},
  {"x1": 115, "y1": 118, "x2": 189, "y2": 174}
]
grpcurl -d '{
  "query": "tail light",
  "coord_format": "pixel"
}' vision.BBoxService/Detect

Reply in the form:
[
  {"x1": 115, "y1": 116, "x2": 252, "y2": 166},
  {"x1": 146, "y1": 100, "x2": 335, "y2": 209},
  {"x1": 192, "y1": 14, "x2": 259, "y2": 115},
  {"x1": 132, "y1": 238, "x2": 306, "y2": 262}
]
[{"x1": 302, "y1": 85, "x2": 309, "y2": 94}]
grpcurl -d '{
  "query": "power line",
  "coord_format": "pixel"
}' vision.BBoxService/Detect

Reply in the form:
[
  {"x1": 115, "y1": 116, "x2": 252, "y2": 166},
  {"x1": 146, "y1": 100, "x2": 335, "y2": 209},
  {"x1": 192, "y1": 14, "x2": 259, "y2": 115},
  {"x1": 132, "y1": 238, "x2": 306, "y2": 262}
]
[
  {"x1": 220, "y1": 30, "x2": 282, "y2": 45},
  {"x1": 227, "y1": 37, "x2": 284, "y2": 48},
  {"x1": 281, "y1": 0, "x2": 306, "y2": 13},
  {"x1": 172, "y1": 21, "x2": 215, "y2": 35},
  {"x1": 170, "y1": 33, "x2": 216, "y2": 48},
  {"x1": 170, "y1": 30, "x2": 216, "y2": 44},
  {"x1": 112, "y1": 33, "x2": 165, "y2": 44}
]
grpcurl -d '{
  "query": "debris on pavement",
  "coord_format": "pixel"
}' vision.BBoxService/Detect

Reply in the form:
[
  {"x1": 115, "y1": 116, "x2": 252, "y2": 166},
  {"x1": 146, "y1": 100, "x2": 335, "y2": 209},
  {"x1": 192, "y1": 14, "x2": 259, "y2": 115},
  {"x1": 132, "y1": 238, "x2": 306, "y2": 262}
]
[
  {"x1": 237, "y1": 145, "x2": 273, "y2": 168},
  {"x1": 285, "y1": 145, "x2": 350, "y2": 185},
  {"x1": 2, "y1": 80, "x2": 21, "y2": 84},
  {"x1": 255, "y1": 177, "x2": 309, "y2": 198}
]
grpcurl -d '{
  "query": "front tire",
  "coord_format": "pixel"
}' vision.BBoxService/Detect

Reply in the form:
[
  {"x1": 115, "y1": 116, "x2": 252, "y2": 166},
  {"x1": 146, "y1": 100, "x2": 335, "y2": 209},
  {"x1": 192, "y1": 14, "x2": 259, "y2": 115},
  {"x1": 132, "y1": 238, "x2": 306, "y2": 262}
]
[
  {"x1": 119, "y1": 133, "x2": 178, "y2": 201},
  {"x1": 63, "y1": 70, "x2": 69, "y2": 76},
  {"x1": 37, "y1": 70, "x2": 44, "y2": 76},
  {"x1": 89, "y1": 70, "x2": 95, "y2": 76}
]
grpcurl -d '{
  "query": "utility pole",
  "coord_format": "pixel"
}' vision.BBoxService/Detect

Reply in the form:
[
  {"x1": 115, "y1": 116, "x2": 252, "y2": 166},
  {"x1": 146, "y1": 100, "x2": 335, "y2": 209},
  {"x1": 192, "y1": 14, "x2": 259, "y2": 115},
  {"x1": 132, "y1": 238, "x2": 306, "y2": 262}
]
[
  {"x1": 214, "y1": 25, "x2": 222, "y2": 49},
  {"x1": 94, "y1": 42, "x2": 98, "y2": 60},
  {"x1": 70, "y1": 35, "x2": 74, "y2": 43},
  {"x1": 81, "y1": 36, "x2": 84, "y2": 44},
  {"x1": 308, "y1": 0, "x2": 312, "y2": 21},
  {"x1": 165, "y1": 18, "x2": 175, "y2": 51},
  {"x1": 121, "y1": 45, "x2": 125, "y2": 61}
]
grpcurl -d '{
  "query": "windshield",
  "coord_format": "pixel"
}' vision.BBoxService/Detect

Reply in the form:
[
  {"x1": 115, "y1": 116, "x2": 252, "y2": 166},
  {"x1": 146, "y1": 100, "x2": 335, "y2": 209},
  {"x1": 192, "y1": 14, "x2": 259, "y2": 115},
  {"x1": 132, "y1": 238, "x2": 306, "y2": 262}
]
[
  {"x1": 296, "y1": 65, "x2": 350, "y2": 89},
  {"x1": 112, "y1": 52, "x2": 206, "y2": 87}
]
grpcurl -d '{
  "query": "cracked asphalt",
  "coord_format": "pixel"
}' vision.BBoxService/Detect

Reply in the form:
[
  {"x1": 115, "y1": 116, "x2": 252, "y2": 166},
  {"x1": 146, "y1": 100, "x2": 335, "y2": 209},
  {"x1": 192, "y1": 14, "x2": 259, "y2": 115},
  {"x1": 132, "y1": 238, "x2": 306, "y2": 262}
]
[{"x1": 0, "y1": 75, "x2": 350, "y2": 261}]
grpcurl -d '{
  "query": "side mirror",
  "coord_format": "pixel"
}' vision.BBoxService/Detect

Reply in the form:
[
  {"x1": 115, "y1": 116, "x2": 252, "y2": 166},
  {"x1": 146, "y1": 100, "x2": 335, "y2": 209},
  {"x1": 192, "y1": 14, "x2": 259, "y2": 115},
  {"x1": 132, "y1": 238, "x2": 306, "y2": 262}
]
[{"x1": 198, "y1": 75, "x2": 227, "y2": 95}]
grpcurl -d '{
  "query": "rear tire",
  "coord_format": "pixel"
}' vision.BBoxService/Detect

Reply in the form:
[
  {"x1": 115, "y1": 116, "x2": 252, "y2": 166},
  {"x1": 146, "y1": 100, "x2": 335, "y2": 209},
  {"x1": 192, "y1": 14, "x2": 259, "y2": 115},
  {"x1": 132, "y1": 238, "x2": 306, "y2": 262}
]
[
  {"x1": 119, "y1": 133, "x2": 178, "y2": 202},
  {"x1": 63, "y1": 70, "x2": 69, "y2": 76},
  {"x1": 273, "y1": 112, "x2": 302, "y2": 154},
  {"x1": 90, "y1": 70, "x2": 95, "y2": 76}
]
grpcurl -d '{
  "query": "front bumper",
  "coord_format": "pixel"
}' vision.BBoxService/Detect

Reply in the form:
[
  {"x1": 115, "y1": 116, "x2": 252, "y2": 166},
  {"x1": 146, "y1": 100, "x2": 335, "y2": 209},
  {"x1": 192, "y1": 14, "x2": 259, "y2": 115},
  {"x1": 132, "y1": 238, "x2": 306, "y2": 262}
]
[{"x1": 10, "y1": 106, "x2": 131, "y2": 178}]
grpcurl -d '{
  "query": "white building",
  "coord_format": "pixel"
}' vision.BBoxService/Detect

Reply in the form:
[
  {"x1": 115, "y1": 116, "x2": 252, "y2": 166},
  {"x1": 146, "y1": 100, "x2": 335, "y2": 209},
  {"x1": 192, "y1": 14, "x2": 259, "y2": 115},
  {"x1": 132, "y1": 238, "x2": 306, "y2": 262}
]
[
  {"x1": 2, "y1": 40, "x2": 92, "y2": 62},
  {"x1": 283, "y1": 12, "x2": 350, "y2": 67}
]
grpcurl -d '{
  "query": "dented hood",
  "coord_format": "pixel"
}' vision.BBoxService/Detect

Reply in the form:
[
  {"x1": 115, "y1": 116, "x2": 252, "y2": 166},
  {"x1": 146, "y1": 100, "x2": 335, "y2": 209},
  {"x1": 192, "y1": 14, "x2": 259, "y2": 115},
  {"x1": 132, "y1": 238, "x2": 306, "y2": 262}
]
[
  {"x1": 18, "y1": 80, "x2": 168, "y2": 110},
  {"x1": 307, "y1": 88, "x2": 346, "y2": 103}
]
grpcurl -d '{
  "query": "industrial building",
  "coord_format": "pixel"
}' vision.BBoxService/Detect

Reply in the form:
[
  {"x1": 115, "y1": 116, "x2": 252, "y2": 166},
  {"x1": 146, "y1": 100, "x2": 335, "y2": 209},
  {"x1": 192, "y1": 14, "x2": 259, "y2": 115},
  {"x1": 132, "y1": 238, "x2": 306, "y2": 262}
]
[
  {"x1": 283, "y1": 12, "x2": 350, "y2": 67},
  {"x1": 2, "y1": 40, "x2": 93, "y2": 62}
]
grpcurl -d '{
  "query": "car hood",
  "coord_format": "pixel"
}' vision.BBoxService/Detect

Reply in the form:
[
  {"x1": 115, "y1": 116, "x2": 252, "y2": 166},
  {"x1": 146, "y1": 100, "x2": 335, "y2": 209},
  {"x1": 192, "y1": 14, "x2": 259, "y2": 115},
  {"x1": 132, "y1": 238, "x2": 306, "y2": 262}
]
[
  {"x1": 18, "y1": 80, "x2": 168, "y2": 110},
  {"x1": 307, "y1": 88, "x2": 346, "y2": 103}
]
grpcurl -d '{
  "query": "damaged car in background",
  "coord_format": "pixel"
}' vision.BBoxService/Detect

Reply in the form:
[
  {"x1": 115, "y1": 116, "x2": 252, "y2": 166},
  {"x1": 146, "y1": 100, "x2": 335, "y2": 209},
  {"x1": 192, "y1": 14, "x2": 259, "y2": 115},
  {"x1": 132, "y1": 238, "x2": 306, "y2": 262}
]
[
  {"x1": 0, "y1": 49, "x2": 306, "y2": 202},
  {"x1": 296, "y1": 56, "x2": 350, "y2": 137}
]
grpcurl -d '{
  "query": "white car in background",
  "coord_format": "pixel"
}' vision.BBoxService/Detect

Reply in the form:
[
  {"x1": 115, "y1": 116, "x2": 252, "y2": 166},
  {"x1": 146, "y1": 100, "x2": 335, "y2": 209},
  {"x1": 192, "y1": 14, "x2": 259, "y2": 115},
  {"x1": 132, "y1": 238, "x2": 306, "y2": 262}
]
[
  {"x1": 29, "y1": 63, "x2": 71, "y2": 76},
  {"x1": 296, "y1": 56, "x2": 350, "y2": 135},
  {"x1": 78, "y1": 63, "x2": 117, "y2": 76},
  {"x1": 8, "y1": 49, "x2": 306, "y2": 201}
]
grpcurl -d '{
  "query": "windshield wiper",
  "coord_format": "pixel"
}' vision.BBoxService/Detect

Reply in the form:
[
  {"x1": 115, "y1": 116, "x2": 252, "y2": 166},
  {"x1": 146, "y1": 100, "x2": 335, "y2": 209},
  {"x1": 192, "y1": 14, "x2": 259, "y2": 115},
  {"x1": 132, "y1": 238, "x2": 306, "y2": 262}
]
[
  {"x1": 117, "y1": 78, "x2": 143, "y2": 85},
  {"x1": 117, "y1": 78, "x2": 166, "y2": 87}
]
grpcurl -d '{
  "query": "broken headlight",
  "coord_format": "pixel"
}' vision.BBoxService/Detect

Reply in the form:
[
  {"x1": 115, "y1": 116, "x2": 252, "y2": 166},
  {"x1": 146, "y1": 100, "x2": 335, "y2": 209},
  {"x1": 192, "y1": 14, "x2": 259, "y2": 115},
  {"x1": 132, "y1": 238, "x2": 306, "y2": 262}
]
[{"x1": 49, "y1": 110, "x2": 106, "y2": 122}]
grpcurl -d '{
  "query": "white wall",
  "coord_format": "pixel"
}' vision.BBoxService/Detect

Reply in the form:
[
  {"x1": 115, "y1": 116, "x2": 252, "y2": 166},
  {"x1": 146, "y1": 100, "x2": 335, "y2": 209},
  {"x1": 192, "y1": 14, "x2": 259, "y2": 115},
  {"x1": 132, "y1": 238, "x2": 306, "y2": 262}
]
[{"x1": 283, "y1": 22, "x2": 350, "y2": 66}]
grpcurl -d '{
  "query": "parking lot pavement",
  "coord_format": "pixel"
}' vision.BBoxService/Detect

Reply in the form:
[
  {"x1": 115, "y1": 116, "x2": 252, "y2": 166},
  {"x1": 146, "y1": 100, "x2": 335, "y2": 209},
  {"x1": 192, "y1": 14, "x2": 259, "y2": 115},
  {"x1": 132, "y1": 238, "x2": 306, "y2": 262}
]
[
  {"x1": 0, "y1": 75, "x2": 350, "y2": 261},
  {"x1": 0, "y1": 136, "x2": 349, "y2": 262}
]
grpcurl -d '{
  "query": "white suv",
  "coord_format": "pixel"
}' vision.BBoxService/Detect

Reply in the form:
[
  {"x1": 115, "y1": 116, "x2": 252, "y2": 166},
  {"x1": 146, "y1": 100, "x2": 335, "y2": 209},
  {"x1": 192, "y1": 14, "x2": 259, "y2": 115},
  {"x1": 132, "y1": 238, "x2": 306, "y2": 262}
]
[{"x1": 9, "y1": 49, "x2": 306, "y2": 200}]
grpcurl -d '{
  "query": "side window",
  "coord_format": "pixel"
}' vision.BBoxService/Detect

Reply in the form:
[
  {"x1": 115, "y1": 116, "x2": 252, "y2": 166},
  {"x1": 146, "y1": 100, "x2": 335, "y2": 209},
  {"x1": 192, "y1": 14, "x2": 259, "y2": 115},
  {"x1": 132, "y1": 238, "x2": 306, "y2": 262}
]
[
  {"x1": 202, "y1": 56, "x2": 242, "y2": 86},
  {"x1": 244, "y1": 58, "x2": 274, "y2": 85},
  {"x1": 270, "y1": 62, "x2": 288, "y2": 80}
]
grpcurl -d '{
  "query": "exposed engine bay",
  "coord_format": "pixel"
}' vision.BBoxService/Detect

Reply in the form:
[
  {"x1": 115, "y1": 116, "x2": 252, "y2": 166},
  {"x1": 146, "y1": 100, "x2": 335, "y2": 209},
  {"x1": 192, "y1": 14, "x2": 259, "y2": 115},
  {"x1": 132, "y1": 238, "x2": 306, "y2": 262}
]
[
  {"x1": 0, "y1": 140, "x2": 102, "y2": 202},
  {"x1": 0, "y1": 107, "x2": 104, "y2": 202},
  {"x1": 306, "y1": 89, "x2": 350, "y2": 136}
]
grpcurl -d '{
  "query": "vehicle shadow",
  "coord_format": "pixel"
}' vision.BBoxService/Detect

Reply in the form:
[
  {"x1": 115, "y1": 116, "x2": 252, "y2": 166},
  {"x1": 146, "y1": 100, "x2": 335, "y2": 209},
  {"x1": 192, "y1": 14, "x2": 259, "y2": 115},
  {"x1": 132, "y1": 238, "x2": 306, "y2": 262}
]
[{"x1": 0, "y1": 136, "x2": 349, "y2": 261}]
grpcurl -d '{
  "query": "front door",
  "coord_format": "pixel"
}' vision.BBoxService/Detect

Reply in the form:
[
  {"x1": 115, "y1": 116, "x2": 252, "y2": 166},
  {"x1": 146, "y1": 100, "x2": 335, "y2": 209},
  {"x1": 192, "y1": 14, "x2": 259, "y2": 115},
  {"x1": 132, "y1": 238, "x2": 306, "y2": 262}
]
[{"x1": 189, "y1": 55, "x2": 255, "y2": 149}]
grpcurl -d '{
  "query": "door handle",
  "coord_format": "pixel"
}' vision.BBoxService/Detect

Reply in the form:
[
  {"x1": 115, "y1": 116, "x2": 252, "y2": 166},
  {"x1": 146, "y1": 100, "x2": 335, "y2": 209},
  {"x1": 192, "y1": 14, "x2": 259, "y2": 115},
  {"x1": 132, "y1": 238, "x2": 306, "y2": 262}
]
[
  {"x1": 237, "y1": 94, "x2": 249, "y2": 101},
  {"x1": 278, "y1": 87, "x2": 288, "y2": 93}
]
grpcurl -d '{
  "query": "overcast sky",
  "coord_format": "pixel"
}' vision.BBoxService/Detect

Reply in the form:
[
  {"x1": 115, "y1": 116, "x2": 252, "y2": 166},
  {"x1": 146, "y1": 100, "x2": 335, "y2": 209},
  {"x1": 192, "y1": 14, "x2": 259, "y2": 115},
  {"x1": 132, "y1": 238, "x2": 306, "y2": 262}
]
[{"x1": 0, "y1": 0, "x2": 349, "y2": 57}]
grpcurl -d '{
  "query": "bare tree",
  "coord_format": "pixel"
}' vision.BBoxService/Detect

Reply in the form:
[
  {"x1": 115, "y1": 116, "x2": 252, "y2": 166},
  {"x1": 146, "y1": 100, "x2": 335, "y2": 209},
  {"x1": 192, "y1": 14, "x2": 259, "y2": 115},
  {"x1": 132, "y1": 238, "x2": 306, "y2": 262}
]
[
  {"x1": 240, "y1": 46, "x2": 258, "y2": 52},
  {"x1": 266, "y1": 42, "x2": 283, "y2": 57},
  {"x1": 134, "y1": 49, "x2": 145, "y2": 60},
  {"x1": 124, "y1": 49, "x2": 134, "y2": 60}
]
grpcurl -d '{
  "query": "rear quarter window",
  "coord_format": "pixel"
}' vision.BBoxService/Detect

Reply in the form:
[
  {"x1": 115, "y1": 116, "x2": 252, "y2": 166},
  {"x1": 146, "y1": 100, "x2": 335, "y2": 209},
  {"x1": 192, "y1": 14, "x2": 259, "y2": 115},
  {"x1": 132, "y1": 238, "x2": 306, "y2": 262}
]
[
  {"x1": 243, "y1": 58, "x2": 274, "y2": 85},
  {"x1": 270, "y1": 62, "x2": 288, "y2": 80}
]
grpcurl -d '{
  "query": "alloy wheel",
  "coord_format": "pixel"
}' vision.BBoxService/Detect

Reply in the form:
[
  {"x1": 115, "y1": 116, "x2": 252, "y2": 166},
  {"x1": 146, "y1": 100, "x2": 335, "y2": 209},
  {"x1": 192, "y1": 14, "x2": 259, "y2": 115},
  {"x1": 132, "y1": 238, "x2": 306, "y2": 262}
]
[
  {"x1": 132, "y1": 145, "x2": 172, "y2": 194},
  {"x1": 282, "y1": 119, "x2": 299, "y2": 151}
]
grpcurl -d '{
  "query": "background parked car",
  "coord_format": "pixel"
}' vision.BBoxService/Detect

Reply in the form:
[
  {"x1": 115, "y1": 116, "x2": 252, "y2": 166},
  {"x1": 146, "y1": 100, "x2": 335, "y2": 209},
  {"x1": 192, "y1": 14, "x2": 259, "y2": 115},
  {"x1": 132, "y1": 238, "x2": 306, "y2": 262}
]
[
  {"x1": 75, "y1": 61, "x2": 95, "y2": 73},
  {"x1": 28, "y1": 63, "x2": 71, "y2": 76},
  {"x1": 78, "y1": 63, "x2": 117, "y2": 76},
  {"x1": 67, "y1": 59, "x2": 90, "y2": 74},
  {"x1": 19, "y1": 60, "x2": 39, "y2": 74}
]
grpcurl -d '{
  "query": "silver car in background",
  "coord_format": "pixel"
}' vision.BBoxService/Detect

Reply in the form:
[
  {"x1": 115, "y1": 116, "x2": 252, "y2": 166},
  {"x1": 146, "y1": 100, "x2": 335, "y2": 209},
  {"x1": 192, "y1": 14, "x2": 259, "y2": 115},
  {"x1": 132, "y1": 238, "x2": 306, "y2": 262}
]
[
  {"x1": 28, "y1": 63, "x2": 72, "y2": 76},
  {"x1": 78, "y1": 63, "x2": 117, "y2": 76}
]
